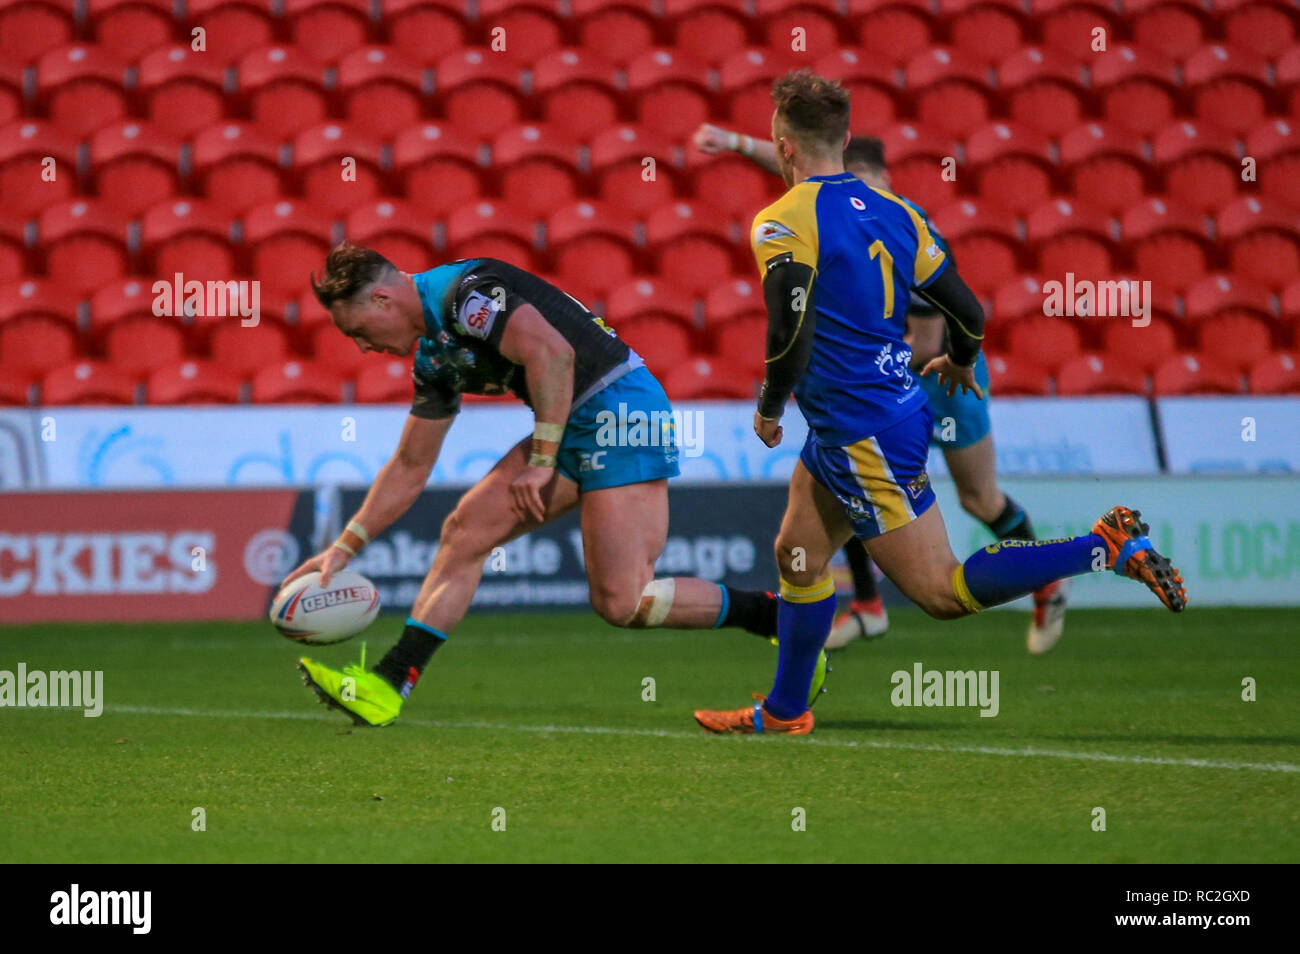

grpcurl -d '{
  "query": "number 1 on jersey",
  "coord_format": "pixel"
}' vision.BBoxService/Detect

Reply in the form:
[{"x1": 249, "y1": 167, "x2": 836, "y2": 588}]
[{"x1": 869, "y1": 239, "x2": 895, "y2": 321}]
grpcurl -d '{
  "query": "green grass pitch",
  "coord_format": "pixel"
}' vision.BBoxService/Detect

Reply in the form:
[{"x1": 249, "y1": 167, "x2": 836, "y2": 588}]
[{"x1": 1, "y1": 608, "x2": 1296, "y2": 863}]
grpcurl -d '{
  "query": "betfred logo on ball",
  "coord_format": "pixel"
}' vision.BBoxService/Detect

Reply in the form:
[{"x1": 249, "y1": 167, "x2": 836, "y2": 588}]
[{"x1": 271, "y1": 570, "x2": 380, "y2": 645}]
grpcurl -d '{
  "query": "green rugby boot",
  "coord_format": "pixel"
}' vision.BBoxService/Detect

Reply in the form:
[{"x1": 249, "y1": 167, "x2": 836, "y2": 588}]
[{"x1": 298, "y1": 644, "x2": 403, "y2": 727}]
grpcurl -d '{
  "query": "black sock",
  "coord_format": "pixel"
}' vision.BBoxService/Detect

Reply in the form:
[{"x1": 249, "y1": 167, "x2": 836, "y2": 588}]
[
  {"x1": 373, "y1": 619, "x2": 447, "y2": 697},
  {"x1": 843, "y1": 540, "x2": 878, "y2": 602},
  {"x1": 722, "y1": 587, "x2": 779, "y2": 638},
  {"x1": 986, "y1": 495, "x2": 1035, "y2": 541}
]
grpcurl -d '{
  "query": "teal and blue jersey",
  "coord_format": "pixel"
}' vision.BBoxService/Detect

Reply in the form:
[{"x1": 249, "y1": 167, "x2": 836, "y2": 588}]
[{"x1": 749, "y1": 172, "x2": 950, "y2": 447}]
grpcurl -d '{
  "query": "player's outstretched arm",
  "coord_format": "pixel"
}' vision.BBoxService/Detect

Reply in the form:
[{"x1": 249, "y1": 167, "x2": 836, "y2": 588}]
[
  {"x1": 281, "y1": 414, "x2": 451, "y2": 587},
  {"x1": 498, "y1": 302, "x2": 575, "y2": 522},
  {"x1": 915, "y1": 266, "x2": 987, "y2": 398},
  {"x1": 693, "y1": 123, "x2": 780, "y2": 176}
]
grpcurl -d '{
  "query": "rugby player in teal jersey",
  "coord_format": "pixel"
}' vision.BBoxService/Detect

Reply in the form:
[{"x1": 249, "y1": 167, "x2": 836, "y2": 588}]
[
  {"x1": 692, "y1": 130, "x2": 1068, "y2": 654},
  {"x1": 285, "y1": 245, "x2": 827, "y2": 726},
  {"x1": 693, "y1": 71, "x2": 1186, "y2": 735}
]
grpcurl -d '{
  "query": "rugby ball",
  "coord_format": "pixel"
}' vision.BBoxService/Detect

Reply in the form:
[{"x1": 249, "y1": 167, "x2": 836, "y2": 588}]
[{"x1": 270, "y1": 570, "x2": 380, "y2": 645}]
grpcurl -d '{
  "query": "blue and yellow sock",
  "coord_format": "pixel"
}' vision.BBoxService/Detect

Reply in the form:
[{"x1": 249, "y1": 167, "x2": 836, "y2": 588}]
[
  {"x1": 764, "y1": 575, "x2": 836, "y2": 720},
  {"x1": 954, "y1": 534, "x2": 1104, "y2": 612}
]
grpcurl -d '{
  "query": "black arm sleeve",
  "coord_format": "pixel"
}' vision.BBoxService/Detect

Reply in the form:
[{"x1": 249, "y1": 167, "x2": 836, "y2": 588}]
[
  {"x1": 757, "y1": 254, "x2": 817, "y2": 420},
  {"x1": 913, "y1": 263, "x2": 985, "y2": 368}
]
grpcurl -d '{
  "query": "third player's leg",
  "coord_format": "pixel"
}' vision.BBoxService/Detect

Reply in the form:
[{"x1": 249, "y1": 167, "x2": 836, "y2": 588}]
[
  {"x1": 410, "y1": 437, "x2": 580, "y2": 632},
  {"x1": 943, "y1": 434, "x2": 1006, "y2": 525}
]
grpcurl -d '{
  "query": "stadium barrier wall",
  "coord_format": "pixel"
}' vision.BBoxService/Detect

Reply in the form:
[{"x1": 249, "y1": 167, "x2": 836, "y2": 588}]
[{"x1": 12, "y1": 396, "x2": 1299, "y2": 490}]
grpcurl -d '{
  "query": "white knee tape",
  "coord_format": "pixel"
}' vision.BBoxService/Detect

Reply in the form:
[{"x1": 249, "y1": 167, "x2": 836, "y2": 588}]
[{"x1": 635, "y1": 578, "x2": 676, "y2": 628}]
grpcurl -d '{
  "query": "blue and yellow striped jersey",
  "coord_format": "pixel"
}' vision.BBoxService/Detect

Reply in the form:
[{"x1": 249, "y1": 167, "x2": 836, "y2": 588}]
[{"x1": 750, "y1": 171, "x2": 949, "y2": 446}]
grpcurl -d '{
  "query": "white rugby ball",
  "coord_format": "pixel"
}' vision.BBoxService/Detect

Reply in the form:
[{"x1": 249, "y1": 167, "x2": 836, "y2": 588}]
[{"x1": 270, "y1": 570, "x2": 381, "y2": 645}]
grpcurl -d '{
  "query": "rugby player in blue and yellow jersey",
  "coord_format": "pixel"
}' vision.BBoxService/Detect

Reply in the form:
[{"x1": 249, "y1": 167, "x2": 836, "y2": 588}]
[
  {"x1": 694, "y1": 71, "x2": 1187, "y2": 735},
  {"x1": 285, "y1": 245, "x2": 826, "y2": 726}
]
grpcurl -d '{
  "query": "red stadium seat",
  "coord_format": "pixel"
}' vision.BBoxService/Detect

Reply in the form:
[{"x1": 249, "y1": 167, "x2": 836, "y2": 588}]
[
  {"x1": 1283, "y1": 277, "x2": 1300, "y2": 325},
  {"x1": 992, "y1": 274, "x2": 1049, "y2": 322},
  {"x1": 38, "y1": 45, "x2": 128, "y2": 137},
  {"x1": 1093, "y1": 43, "x2": 1180, "y2": 136},
  {"x1": 446, "y1": 200, "x2": 537, "y2": 269},
  {"x1": 0, "y1": 278, "x2": 79, "y2": 330},
  {"x1": 1184, "y1": 273, "x2": 1274, "y2": 324},
  {"x1": 39, "y1": 200, "x2": 128, "y2": 297},
  {"x1": 0, "y1": 214, "x2": 29, "y2": 286},
  {"x1": 1025, "y1": 198, "x2": 1115, "y2": 281},
  {"x1": 998, "y1": 46, "x2": 1086, "y2": 137},
  {"x1": 0, "y1": 317, "x2": 77, "y2": 381},
  {"x1": 138, "y1": 45, "x2": 228, "y2": 139},
  {"x1": 682, "y1": 153, "x2": 780, "y2": 219},
  {"x1": 89, "y1": 121, "x2": 180, "y2": 217},
  {"x1": 344, "y1": 200, "x2": 436, "y2": 273},
  {"x1": 1216, "y1": 197, "x2": 1300, "y2": 290},
  {"x1": 0, "y1": 57, "x2": 21, "y2": 125},
  {"x1": 615, "y1": 316, "x2": 695, "y2": 374},
  {"x1": 814, "y1": 50, "x2": 899, "y2": 129},
  {"x1": 1184, "y1": 43, "x2": 1271, "y2": 134},
  {"x1": 252, "y1": 360, "x2": 345, "y2": 403},
  {"x1": 965, "y1": 122, "x2": 1054, "y2": 214},
  {"x1": 1224, "y1": 2, "x2": 1298, "y2": 57},
  {"x1": 311, "y1": 321, "x2": 386, "y2": 377},
  {"x1": 1006, "y1": 318, "x2": 1083, "y2": 372},
  {"x1": 905, "y1": 47, "x2": 992, "y2": 139},
  {"x1": 293, "y1": 123, "x2": 384, "y2": 216},
  {"x1": 1132, "y1": 1, "x2": 1210, "y2": 59},
  {"x1": 931, "y1": 199, "x2": 1020, "y2": 296},
  {"x1": 627, "y1": 49, "x2": 715, "y2": 141},
  {"x1": 1059, "y1": 122, "x2": 1149, "y2": 214},
  {"x1": 393, "y1": 122, "x2": 482, "y2": 217},
  {"x1": 210, "y1": 321, "x2": 290, "y2": 375},
  {"x1": 1153, "y1": 352, "x2": 1241, "y2": 395},
  {"x1": 1198, "y1": 312, "x2": 1274, "y2": 372},
  {"x1": 89, "y1": 278, "x2": 162, "y2": 332},
  {"x1": 296, "y1": 289, "x2": 333, "y2": 333},
  {"x1": 667, "y1": 0, "x2": 751, "y2": 67},
  {"x1": 1101, "y1": 316, "x2": 1181, "y2": 374},
  {"x1": 547, "y1": 201, "x2": 637, "y2": 295},
  {"x1": 386, "y1": 0, "x2": 469, "y2": 65},
  {"x1": 984, "y1": 351, "x2": 1050, "y2": 396},
  {"x1": 755, "y1": 0, "x2": 845, "y2": 61},
  {"x1": 1055, "y1": 352, "x2": 1147, "y2": 396},
  {"x1": 606, "y1": 277, "x2": 696, "y2": 329},
  {"x1": 850, "y1": 0, "x2": 936, "y2": 67},
  {"x1": 189, "y1": 0, "x2": 276, "y2": 66},
  {"x1": 946, "y1": 0, "x2": 1026, "y2": 65},
  {"x1": 1248, "y1": 118, "x2": 1300, "y2": 209},
  {"x1": 43, "y1": 360, "x2": 136, "y2": 405},
  {"x1": 491, "y1": 123, "x2": 583, "y2": 218},
  {"x1": 533, "y1": 49, "x2": 621, "y2": 141},
  {"x1": 1122, "y1": 197, "x2": 1211, "y2": 292},
  {"x1": 337, "y1": 46, "x2": 425, "y2": 139},
  {"x1": 192, "y1": 123, "x2": 285, "y2": 218},
  {"x1": 1249, "y1": 352, "x2": 1300, "y2": 394},
  {"x1": 105, "y1": 317, "x2": 188, "y2": 379},
  {"x1": 0, "y1": 372, "x2": 31, "y2": 405},
  {"x1": 713, "y1": 314, "x2": 767, "y2": 370},
  {"x1": 148, "y1": 360, "x2": 243, "y2": 404},
  {"x1": 88, "y1": 0, "x2": 175, "y2": 64},
  {"x1": 591, "y1": 124, "x2": 680, "y2": 216},
  {"x1": 727, "y1": 43, "x2": 828, "y2": 136},
  {"x1": 1039, "y1": 1, "x2": 1117, "y2": 64},
  {"x1": 645, "y1": 201, "x2": 741, "y2": 295},
  {"x1": 877, "y1": 122, "x2": 960, "y2": 212},
  {"x1": 140, "y1": 199, "x2": 235, "y2": 280},
  {"x1": 238, "y1": 46, "x2": 328, "y2": 140},
  {"x1": 436, "y1": 48, "x2": 527, "y2": 140},
  {"x1": 285, "y1": 0, "x2": 371, "y2": 64},
  {"x1": 0, "y1": 120, "x2": 77, "y2": 217},
  {"x1": 704, "y1": 276, "x2": 764, "y2": 328},
  {"x1": 0, "y1": 1, "x2": 74, "y2": 64},
  {"x1": 242, "y1": 199, "x2": 333, "y2": 302},
  {"x1": 575, "y1": 0, "x2": 656, "y2": 66},
  {"x1": 662, "y1": 356, "x2": 756, "y2": 400},
  {"x1": 355, "y1": 358, "x2": 415, "y2": 403},
  {"x1": 479, "y1": 0, "x2": 565, "y2": 66}
]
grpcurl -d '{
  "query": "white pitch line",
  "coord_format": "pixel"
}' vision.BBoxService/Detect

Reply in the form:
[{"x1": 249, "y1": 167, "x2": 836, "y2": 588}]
[{"x1": 105, "y1": 704, "x2": 1300, "y2": 775}]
